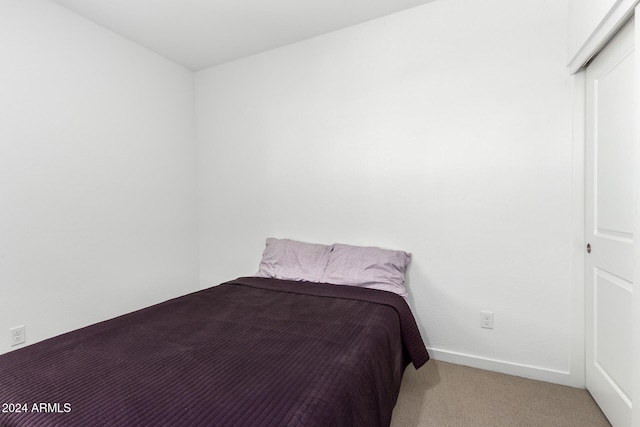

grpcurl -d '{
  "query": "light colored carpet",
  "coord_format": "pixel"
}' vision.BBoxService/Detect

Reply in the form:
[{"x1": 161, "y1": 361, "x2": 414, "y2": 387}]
[{"x1": 390, "y1": 360, "x2": 611, "y2": 427}]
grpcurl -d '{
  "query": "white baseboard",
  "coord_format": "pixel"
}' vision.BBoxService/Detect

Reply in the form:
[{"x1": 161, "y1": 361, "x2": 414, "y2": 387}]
[{"x1": 427, "y1": 348, "x2": 575, "y2": 388}]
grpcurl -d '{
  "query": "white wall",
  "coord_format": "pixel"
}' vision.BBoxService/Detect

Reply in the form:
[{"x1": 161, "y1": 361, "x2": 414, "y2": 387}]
[
  {"x1": 196, "y1": 0, "x2": 574, "y2": 382},
  {"x1": 0, "y1": 0, "x2": 199, "y2": 354}
]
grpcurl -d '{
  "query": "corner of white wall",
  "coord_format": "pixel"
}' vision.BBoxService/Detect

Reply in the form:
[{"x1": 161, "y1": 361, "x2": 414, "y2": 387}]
[
  {"x1": 0, "y1": 0, "x2": 199, "y2": 354},
  {"x1": 569, "y1": 70, "x2": 587, "y2": 388}
]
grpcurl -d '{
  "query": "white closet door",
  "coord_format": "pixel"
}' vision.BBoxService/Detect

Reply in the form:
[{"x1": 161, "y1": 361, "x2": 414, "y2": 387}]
[{"x1": 585, "y1": 18, "x2": 635, "y2": 427}]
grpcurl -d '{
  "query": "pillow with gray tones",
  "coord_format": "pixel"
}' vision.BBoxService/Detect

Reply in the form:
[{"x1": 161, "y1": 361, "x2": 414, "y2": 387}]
[
  {"x1": 255, "y1": 237, "x2": 331, "y2": 283},
  {"x1": 320, "y1": 243, "x2": 410, "y2": 299}
]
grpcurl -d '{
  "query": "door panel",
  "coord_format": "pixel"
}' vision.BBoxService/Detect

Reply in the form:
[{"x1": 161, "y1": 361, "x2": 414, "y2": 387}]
[
  {"x1": 585, "y1": 18, "x2": 634, "y2": 427},
  {"x1": 594, "y1": 44, "x2": 635, "y2": 238},
  {"x1": 594, "y1": 268, "x2": 633, "y2": 401}
]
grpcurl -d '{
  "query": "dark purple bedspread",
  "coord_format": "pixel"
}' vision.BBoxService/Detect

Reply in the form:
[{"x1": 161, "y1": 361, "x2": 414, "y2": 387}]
[{"x1": 0, "y1": 277, "x2": 428, "y2": 427}]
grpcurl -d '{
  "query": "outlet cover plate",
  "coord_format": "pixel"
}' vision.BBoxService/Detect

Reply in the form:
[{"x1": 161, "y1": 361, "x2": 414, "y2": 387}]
[
  {"x1": 481, "y1": 311, "x2": 494, "y2": 329},
  {"x1": 10, "y1": 326, "x2": 26, "y2": 346}
]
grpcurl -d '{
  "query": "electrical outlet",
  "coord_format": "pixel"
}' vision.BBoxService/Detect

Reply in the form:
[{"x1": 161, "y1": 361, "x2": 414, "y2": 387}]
[
  {"x1": 10, "y1": 326, "x2": 26, "y2": 346},
  {"x1": 481, "y1": 311, "x2": 494, "y2": 329}
]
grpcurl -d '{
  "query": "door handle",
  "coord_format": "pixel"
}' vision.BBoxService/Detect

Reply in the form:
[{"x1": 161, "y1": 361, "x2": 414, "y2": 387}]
[{"x1": 586, "y1": 243, "x2": 591, "y2": 254}]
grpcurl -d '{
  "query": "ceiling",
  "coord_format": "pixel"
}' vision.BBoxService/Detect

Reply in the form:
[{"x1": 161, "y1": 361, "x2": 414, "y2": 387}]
[{"x1": 50, "y1": 0, "x2": 437, "y2": 71}]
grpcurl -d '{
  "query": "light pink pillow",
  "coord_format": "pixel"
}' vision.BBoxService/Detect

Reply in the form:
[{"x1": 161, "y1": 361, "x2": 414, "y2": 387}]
[
  {"x1": 255, "y1": 238, "x2": 331, "y2": 282},
  {"x1": 320, "y1": 243, "x2": 411, "y2": 298}
]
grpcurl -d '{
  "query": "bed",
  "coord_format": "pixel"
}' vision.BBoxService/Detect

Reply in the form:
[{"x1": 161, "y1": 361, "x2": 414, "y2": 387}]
[{"x1": 0, "y1": 240, "x2": 429, "y2": 427}]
